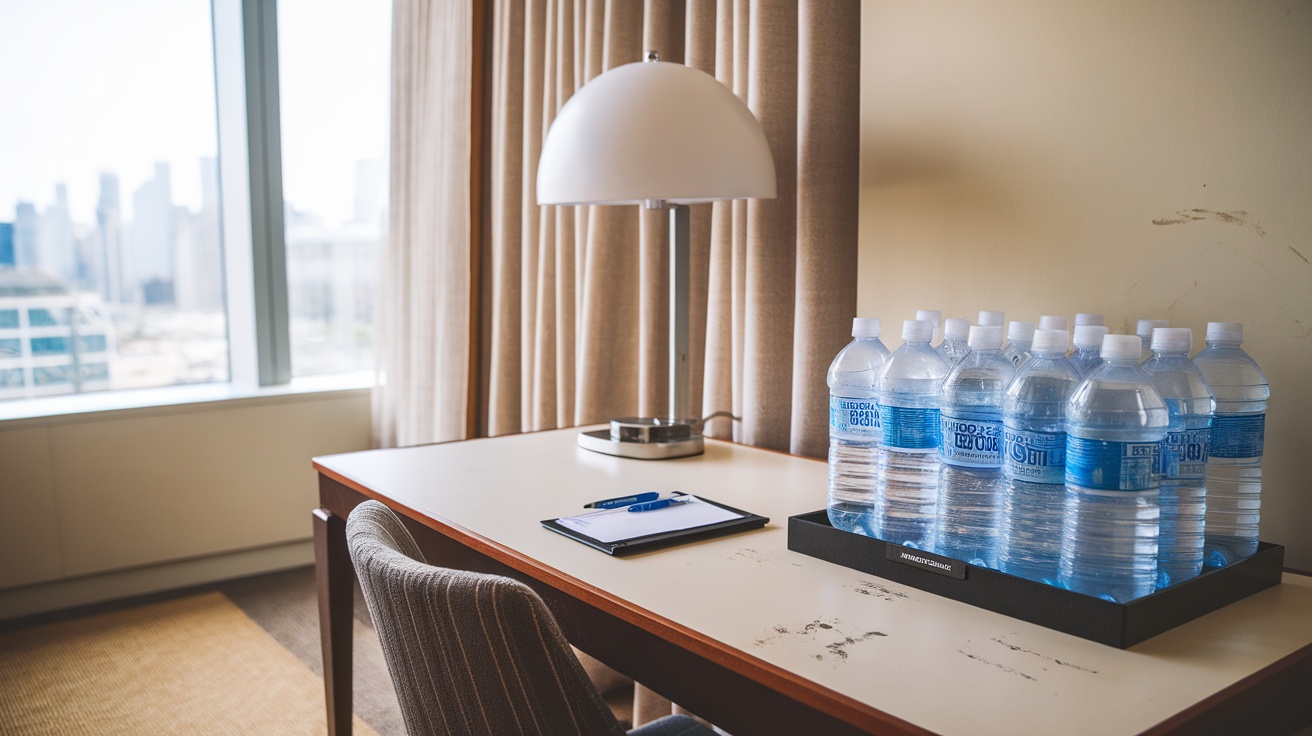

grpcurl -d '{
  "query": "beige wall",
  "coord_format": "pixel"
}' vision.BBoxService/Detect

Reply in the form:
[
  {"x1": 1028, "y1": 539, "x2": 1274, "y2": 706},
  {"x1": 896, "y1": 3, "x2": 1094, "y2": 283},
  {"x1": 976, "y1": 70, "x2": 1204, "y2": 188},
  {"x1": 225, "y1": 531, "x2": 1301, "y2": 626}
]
[
  {"x1": 859, "y1": 2, "x2": 1312, "y2": 568},
  {"x1": 0, "y1": 390, "x2": 372, "y2": 617}
]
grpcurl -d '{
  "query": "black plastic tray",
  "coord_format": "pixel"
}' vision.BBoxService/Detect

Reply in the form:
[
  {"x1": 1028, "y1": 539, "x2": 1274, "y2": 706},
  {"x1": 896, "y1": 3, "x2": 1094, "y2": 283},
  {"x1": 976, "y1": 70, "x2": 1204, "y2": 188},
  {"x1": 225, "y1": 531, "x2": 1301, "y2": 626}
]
[{"x1": 787, "y1": 510, "x2": 1285, "y2": 648}]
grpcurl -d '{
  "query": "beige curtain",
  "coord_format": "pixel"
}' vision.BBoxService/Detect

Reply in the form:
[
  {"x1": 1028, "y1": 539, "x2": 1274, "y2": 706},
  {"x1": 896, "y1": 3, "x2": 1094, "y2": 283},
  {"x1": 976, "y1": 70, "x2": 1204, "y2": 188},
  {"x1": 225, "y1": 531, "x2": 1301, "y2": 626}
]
[
  {"x1": 373, "y1": 1, "x2": 473, "y2": 448},
  {"x1": 485, "y1": 0, "x2": 860, "y2": 459}
]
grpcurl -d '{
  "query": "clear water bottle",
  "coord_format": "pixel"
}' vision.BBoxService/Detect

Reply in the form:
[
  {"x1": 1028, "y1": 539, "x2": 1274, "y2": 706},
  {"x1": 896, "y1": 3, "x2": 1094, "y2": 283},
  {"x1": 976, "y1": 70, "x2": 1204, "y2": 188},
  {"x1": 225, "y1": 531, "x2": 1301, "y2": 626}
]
[
  {"x1": 1059, "y1": 334, "x2": 1168, "y2": 602},
  {"x1": 978, "y1": 310, "x2": 1005, "y2": 328},
  {"x1": 917, "y1": 309, "x2": 942, "y2": 345},
  {"x1": 935, "y1": 325, "x2": 1015, "y2": 567},
  {"x1": 1039, "y1": 315, "x2": 1070, "y2": 333},
  {"x1": 1143, "y1": 328, "x2": 1212, "y2": 587},
  {"x1": 999, "y1": 329, "x2": 1080, "y2": 584},
  {"x1": 875, "y1": 320, "x2": 949, "y2": 550},
  {"x1": 1193, "y1": 322, "x2": 1268, "y2": 567},
  {"x1": 1003, "y1": 321, "x2": 1035, "y2": 367},
  {"x1": 827, "y1": 318, "x2": 892, "y2": 535},
  {"x1": 1137, "y1": 319, "x2": 1168, "y2": 362},
  {"x1": 1075, "y1": 313, "x2": 1104, "y2": 327},
  {"x1": 935, "y1": 317, "x2": 971, "y2": 368},
  {"x1": 1070, "y1": 325, "x2": 1108, "y2": 378}
]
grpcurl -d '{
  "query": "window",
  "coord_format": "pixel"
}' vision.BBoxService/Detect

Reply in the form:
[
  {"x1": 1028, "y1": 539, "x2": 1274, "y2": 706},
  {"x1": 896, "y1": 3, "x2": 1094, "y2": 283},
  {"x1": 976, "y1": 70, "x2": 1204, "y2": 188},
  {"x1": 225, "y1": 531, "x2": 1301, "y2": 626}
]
[
  {"x1": 0, "y1": 0, "x2": 389, "y2": 409},
  {"x1": 278, "y1": 0, "x2": 390, "y2": 377},
  {"x1": 0, "y1": 0, "x2": 226, "y2": 402}
]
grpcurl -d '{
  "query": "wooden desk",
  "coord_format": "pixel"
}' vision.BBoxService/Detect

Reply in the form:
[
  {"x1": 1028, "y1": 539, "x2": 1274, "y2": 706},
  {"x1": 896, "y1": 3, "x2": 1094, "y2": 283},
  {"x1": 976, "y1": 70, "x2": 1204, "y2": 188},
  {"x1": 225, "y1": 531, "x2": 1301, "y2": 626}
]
[{"x1": 313, "y1": 428, "x2": 1312, "y2": 736}]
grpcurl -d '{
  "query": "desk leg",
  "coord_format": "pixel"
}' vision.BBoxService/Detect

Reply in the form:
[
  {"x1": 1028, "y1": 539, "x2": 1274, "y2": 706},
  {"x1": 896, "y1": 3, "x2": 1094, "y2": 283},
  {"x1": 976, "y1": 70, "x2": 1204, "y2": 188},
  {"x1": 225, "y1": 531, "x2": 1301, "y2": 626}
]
[{"x1": 315, "y1": 508, "x2": 354, "y2": 736}]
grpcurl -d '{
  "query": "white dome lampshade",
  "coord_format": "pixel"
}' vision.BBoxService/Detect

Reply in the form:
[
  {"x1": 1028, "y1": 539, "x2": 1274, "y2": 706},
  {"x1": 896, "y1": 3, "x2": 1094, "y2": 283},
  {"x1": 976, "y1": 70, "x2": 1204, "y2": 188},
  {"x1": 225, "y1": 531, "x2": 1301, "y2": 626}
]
[{"x1": 536, "y1": 57, "x2": 777, "y2": 206}]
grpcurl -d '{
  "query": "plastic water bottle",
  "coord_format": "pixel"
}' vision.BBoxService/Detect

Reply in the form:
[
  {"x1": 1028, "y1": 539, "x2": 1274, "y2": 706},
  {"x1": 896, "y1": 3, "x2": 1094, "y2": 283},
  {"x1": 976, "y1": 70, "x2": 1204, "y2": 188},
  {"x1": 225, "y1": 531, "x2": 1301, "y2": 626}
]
[
  {"x1": 875, "y1": 320, "x2": 949, "y2": 549},
  {"x1": 935, "y1": 325, "x2": 1015, "y2": 567},
  {"x1": 999, "y1": 329, "x2": 1080, "y2": 585},
  {"x1": 1193, "y1": 322, "x2": 1268, "y2": 568},
  {"x1": 1075, "y1": 313, "x2": 1104, "y2": 327},
  {"x1": 935, "y1": 317, "x2": 971, "y2": 368},
  {"x1": 827, "y1": 318, "x2": 892, "y2": 535},
  {"x1": 1070, "y1": 325, "x2": 1108, "y2": 378},
  {"x1": 1003, "y1": 321, "x2": 1035, "y2": 367},
  {"x1": 1039, "y1": 315, "x2": 1069, "y2": 333},
  {"x1": 1059, "y1": 334, "x2": 1168, "y2": 603},
  {"x1": 1143, "y1": 328, "x2": 1212, "y2": 587},
  {"x1": 917, "y1": 309, "x2": 942, "y2": 345},
  {"x1": 1137, "y1": 319, "x2": 1168, "y2": 362},
  {"x1": 978, "y1": 310, "x2": 1005, "y2": 328}
]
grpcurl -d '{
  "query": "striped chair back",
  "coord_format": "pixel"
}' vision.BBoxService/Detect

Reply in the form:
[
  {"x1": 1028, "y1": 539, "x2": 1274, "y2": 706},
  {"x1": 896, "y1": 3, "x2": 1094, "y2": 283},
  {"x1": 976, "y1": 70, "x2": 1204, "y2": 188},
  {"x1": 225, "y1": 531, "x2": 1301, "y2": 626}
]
[{"x1": 346, "y1": 500, "x2": 626, "y2": 736}]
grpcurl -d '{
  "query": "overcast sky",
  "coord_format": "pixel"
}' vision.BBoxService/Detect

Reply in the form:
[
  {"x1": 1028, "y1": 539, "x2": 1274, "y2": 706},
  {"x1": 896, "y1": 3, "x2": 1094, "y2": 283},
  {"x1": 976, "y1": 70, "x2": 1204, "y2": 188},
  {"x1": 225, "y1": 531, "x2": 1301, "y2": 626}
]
[{"x1": 0, "y1": 0, "x2": 390, "y2": 228}]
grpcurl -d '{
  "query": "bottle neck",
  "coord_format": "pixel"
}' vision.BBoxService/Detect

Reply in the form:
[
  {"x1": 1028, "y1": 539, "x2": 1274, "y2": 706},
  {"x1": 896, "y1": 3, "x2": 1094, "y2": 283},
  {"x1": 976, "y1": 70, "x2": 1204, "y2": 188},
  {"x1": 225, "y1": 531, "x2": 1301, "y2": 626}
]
[{"x1": 1205, "y1": 340, "x2": 1241, "y2": 349}]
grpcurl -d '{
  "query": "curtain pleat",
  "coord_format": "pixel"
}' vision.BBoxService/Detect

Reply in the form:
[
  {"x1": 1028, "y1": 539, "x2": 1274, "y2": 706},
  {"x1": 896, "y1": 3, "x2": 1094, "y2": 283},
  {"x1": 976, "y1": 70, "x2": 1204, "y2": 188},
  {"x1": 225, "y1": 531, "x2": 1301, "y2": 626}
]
[
  {"x1": 483, "y1": 0, "x2": 859, "y2": 456},
  {"x1": 373, "y1": 0, "x2": 471, "y2": 448}
]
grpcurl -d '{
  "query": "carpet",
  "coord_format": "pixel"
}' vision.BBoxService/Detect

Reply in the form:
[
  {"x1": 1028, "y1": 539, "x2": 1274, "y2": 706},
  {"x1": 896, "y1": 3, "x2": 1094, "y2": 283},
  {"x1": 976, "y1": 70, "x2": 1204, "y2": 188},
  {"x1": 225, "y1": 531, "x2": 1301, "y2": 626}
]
[{"x1": 0, "y1": 590, "x2": 378, "y2": 736}]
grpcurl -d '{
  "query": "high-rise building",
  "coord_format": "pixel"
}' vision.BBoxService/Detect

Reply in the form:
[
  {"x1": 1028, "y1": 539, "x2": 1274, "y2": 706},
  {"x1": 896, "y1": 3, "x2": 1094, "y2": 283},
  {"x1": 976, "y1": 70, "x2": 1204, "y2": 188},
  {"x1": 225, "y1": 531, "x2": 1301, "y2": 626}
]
[
  {"x1": 0, "y1": 223, "x2": 14, "y2": 267},
  {"x1": 14, "y1": 203, "x2": 39, "y2": 268},
  {"x1": 96, "y1": 172, "x2": 129, "y2": 304},
  {"x1": 0, "y1": 268, "x2": 116, "y2": 400},
  {"x1": 174, "y1": 157, "x2": 224, "y2": 312},
  {"x1": 38, "y1": 184, "x2": 77, "y2": 284},
  {"x1": 129, "y1": 162, "x2": 176, "y2": 302}
]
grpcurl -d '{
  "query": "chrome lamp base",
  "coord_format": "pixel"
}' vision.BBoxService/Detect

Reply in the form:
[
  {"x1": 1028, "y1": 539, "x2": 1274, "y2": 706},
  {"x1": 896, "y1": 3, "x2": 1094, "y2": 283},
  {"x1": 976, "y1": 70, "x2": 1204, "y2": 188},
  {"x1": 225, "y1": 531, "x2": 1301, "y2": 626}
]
[{"x1": 577, "y1": 417, "x2": 704, "y2": 460}]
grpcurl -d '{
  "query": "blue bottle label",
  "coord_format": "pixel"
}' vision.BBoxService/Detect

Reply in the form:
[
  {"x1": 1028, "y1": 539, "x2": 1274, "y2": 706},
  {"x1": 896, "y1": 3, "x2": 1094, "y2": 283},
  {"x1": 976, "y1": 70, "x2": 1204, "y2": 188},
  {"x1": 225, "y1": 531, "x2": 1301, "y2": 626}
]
[
  {"x1": 1161, "y1": 427, "x2": 1211, "y2": 480},
  {"x1": 1004, "y1": 428, "x2": 1066, "y2": 484},
  {"x1": 878, "y1": 405, "x2": 941, "y2": 451},
  {"x1": 940, "y1": 415, "x2": 1003, "y2": 467},
  {"x1": 1210, "y1": 413, "x2": 1264, "y2": 459},
  {"x1": 830, "y1": 395, "x2": 880, "y2": 441},
  {"x1": 1065, "y1": 436, "x2": 1160, "y2": 491}
]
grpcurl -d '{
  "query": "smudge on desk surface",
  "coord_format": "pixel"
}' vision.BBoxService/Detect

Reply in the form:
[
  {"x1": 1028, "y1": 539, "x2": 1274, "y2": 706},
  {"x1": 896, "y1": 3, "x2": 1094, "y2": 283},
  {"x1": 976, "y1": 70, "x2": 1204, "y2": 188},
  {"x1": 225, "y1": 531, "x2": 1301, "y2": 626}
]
[
  {"x1": 752, "y1": 617, "x2": 887, "y2": 663},
  {"x1": 1151, "y1": 208, "x2": 1266, "y2": 236},
  {"x1": 849, "y1": 580, "x2": 911, "y2": 602},
  {"x1": 713, "y1": 547, "x2": 803, "y2": 568},
  {"x1": 992, "y1": 637, "x2": 1099, "y2": 674},
  {"x1": 958, "y1": 649, "x2": 1038, "y2": 682}
]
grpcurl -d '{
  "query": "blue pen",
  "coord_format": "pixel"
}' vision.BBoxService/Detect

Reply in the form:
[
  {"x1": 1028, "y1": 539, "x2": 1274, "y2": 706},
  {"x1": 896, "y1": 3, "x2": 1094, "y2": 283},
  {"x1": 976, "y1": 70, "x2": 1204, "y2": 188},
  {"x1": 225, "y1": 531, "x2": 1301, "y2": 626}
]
[
  {"x1": 584, "y1": 491, "x2": 659, "y2": 509},
  {"x1": 627, "y1": 496, "x2": 693, "y2": 513}
]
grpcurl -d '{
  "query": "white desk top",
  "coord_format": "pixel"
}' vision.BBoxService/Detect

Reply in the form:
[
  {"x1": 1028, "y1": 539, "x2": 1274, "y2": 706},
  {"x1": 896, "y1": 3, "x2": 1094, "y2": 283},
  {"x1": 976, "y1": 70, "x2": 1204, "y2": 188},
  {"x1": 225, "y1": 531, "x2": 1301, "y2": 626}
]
[{"x1": 315, "y1": 428, "x2": 1312, "y2": 736}]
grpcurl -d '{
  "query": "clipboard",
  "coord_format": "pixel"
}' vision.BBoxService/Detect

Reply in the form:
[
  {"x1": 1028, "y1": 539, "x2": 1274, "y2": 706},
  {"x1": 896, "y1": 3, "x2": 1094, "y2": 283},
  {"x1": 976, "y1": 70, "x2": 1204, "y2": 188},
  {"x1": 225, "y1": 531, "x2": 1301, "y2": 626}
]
[{"x1": 541, "y1": 495, "x2": 769, "y2": 556}]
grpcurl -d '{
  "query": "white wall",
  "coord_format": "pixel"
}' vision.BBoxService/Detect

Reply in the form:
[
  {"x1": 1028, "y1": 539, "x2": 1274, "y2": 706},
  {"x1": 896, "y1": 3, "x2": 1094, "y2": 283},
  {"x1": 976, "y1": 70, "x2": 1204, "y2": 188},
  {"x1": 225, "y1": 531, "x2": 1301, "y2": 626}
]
[
  {"x1": 0, "y1": 389, "x2": 372, "y2": 617},
  {"x1": 859, "y1": 1, "x2": 1312, "y2": 568}
]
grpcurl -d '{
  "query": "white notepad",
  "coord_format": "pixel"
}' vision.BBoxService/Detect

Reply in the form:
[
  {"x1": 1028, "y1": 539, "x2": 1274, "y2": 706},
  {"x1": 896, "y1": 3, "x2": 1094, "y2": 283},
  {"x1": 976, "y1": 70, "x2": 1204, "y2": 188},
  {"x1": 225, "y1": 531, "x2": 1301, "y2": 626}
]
[{"x1": 554, "y1": 496, "x2": 745, "y2": 544}]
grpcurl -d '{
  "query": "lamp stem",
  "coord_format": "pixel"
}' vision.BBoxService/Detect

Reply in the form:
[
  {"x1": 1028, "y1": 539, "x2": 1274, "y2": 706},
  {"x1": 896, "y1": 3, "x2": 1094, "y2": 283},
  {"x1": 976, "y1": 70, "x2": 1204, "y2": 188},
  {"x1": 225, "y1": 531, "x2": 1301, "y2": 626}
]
[{"x1": 669, "y1": 204, "x2": 690, "y2": 422}]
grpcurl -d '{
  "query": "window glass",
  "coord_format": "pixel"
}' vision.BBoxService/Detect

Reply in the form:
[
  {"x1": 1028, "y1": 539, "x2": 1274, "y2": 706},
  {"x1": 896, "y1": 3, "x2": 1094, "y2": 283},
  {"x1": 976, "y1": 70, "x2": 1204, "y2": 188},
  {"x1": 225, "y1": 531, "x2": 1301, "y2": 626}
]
[
  {"x1": 278, "y1": 0, "x2": 390, "y2": 377},
  {"x1": 0, "y1": 0, "x2": 226, "y2": 401}
]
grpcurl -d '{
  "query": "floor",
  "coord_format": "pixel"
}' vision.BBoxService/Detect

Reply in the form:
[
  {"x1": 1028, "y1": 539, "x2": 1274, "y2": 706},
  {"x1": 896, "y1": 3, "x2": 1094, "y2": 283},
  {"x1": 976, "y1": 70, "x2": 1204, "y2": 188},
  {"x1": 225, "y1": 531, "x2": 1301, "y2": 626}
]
[{"x1": 1, "y1": 565, "x2": 636, "y2": 735}]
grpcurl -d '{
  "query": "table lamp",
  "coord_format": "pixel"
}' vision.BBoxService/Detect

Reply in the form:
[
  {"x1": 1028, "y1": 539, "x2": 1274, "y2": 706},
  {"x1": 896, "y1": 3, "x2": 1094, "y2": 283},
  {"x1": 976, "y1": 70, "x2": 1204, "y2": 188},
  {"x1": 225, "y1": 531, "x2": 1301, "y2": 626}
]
[{"x1": 537, "y1": 51, "x2": 776, "y2": 459}]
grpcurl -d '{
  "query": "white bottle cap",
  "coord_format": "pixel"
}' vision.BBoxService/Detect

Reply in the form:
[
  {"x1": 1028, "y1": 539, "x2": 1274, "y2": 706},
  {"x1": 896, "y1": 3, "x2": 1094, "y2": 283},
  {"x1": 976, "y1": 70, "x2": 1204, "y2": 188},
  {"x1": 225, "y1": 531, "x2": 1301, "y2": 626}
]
[
  {"x1": 915, "y1": 310, "x2": 941, "y2": 328},
  {"x1": 1031, "y1": 328, "x2": 1070, "y2": 353},
  {"x1": 943, "y1": 318, "x2": 970, "y2": 340},
  {"x1": 1101, "y1": 334, "x2": 1143, "y2": 361},
  {"x1": 1136, "y1": 319, "x2": 1169, "y2": 338},
  {"x1": 967, "y1": 324, "x2": 1003, "y2": 349},
  {"x1": 1073, "y1": 324, "x2": 1109, "y2": 348},
  {"x1": 903, "y1": 319, "x2": 934, "y2": 343},
  {"x1": 1039, "y1": 315, "x2": 1069, "y2": 331},
  {"x1": 977, "y1": 310, "x2": 1005, "y2": 327},
  {"x1": 1151, "y1": 327, "x2": 1192, "y2": 353},
  {"x1": 1075, "y1": 313, "x2": 1104, "y2": 326},
  {"x1": 1206, "y1": 322, "x2": 1244, "y2": 342},
  {"x1": 852, "y1": 318, "x2": 882, "y2": 338},
  {"x1": 1007, "y1": 321, "x2": 1036, "y2": 342}
]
